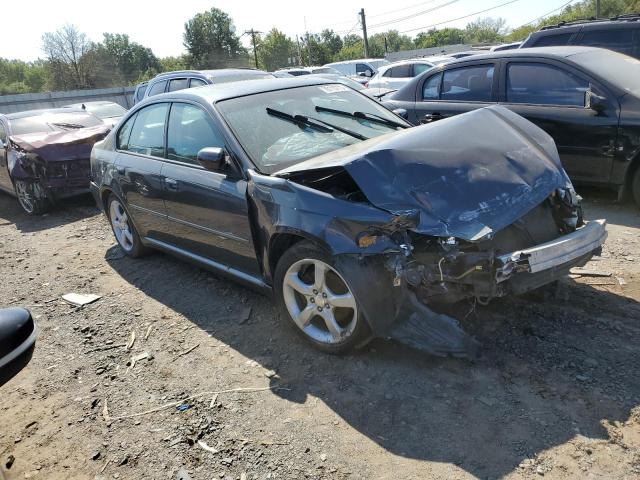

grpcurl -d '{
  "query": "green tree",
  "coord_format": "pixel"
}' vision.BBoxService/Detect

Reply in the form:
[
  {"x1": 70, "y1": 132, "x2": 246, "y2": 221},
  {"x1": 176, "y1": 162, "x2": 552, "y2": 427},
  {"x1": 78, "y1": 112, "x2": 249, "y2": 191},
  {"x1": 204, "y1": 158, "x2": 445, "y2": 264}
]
[
  {"x1": 42, "y1": 24, "x2": 92, "y2": 89},
  {"x1": 414, "y1": 28, "x2": 465, "y2": 48},
  {"x1": 507, "y1": 0, "x2": 629, "y2": 41},
  {"x1": 183, "y1": 8, "x2": 248, "y2": 69},
  {"x1": 336, "y1": 34, "x2": 365, "y2": 61},
  {"x1": 464, "y1": 17, "x2": 507, "y2": 43},
  {"x1": 258, "y1": 29, "x2": 295, "y2": 71}
]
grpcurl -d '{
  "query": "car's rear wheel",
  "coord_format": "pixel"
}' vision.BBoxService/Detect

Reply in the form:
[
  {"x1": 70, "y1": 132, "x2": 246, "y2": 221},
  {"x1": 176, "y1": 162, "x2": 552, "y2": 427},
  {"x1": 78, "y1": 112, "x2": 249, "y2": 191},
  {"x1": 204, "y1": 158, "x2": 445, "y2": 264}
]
[
  {"x1": 107, "y1": 194, "x2": 147, "y2": 257},
  {"x1": 14, "y1": 179, "x2": 51, "y2": 215},
  {"x1": 274, "y1": 241, "x2": 371, "y2": 354}
]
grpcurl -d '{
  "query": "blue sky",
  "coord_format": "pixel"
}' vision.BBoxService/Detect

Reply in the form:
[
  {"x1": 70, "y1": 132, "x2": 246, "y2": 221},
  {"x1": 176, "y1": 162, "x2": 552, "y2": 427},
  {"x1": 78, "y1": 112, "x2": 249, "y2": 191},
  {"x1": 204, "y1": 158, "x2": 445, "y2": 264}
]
[{"x1": 1, "y1": 0, "x2": 577, "y2": 61}]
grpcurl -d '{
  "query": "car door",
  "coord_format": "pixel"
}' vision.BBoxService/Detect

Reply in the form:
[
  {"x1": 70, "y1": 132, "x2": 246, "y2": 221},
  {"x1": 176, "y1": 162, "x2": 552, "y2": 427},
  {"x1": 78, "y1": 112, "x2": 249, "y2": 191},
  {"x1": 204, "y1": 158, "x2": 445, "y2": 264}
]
[
  {"x1": 0, "y1": 121, "x2": 11, "y2": 191},
  {"x1": 160, "y1": 101, "x2": 260, "y2": 276},
  {"x1": 498, "y1": 59, "x2": 619, "y2": 183},
  {"x1": 114, "y1": 102, "x2": 169, "y2": 239},
  {"x1": 409, "y1": 62, "x2": 498, "y2": 125}
]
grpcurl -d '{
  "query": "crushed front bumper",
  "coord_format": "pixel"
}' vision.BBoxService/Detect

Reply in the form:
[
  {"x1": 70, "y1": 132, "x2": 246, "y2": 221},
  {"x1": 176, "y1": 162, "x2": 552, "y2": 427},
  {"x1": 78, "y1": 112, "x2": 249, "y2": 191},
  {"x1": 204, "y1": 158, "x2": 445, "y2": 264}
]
[{"x1": 496, "y1": 219, "x2": 607, "y2": 286}]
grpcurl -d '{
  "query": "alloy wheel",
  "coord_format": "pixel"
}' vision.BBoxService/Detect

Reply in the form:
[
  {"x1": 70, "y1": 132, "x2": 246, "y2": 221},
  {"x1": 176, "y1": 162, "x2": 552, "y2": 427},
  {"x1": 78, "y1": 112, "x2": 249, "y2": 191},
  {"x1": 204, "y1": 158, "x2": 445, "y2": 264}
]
[
  {"x1": 15, "y1": 180, "x2": 35, "y2": 214},
  {"x1": 282, "y1": 258, "x2": 358, "y2": 344},
  {"x1": 109, "y1": 199, "x2": 134, "y2": 252}
]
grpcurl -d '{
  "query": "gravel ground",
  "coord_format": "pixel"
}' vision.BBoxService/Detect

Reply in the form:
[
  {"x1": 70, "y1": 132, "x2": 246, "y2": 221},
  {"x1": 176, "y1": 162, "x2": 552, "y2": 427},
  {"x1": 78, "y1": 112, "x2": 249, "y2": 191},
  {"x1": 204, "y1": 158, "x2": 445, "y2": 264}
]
[{"x1": 0, "y1": 189, "x2": 638, "y2": 480}]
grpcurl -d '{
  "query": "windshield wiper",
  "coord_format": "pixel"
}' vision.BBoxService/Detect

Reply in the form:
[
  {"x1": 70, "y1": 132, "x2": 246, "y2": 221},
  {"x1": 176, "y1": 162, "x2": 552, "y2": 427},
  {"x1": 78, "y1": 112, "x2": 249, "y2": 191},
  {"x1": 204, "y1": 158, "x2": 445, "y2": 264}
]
[
  {"x1": 266, "y1": 107, "x2": 368, "y2": 141},
  {"x1": 315, "y1": 105, "x2": 407, "y2": 129}
]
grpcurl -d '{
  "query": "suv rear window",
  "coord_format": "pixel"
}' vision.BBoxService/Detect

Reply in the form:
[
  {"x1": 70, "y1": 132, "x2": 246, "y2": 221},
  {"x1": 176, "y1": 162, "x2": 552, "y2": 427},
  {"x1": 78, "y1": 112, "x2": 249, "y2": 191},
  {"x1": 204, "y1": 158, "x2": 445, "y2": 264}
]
[
  {"x1": 531, "y1": 32, "x2": 574, "y2": 47},
  {"x1": 580, "y1": 28, "x2": 637, "y2": 56}
]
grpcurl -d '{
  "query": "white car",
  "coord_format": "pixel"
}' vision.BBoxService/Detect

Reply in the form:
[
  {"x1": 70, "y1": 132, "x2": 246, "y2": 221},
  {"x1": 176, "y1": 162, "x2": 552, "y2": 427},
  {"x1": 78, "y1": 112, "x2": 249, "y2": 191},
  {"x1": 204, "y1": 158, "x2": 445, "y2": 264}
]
[
  {"x1": 324, "y1": 58, "x2": 390, "y2": 84},
  {"x1": 367, "y1": 59, "x2": 448, "y2": 90}
]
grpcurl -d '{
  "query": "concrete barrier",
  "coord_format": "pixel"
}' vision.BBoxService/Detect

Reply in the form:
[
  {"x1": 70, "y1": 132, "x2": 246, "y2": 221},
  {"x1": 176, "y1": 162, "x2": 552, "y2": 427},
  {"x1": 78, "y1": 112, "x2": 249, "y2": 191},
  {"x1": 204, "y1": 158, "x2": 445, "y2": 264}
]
[{"x1": 0, "y1": 86, "x2": 136, "y2": 114}]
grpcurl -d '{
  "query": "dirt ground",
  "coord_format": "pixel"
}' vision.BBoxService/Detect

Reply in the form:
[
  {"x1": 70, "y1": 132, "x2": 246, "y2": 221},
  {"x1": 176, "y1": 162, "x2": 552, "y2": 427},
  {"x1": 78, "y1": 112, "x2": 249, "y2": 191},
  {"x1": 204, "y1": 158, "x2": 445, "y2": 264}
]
[{"x1": 0, "y1": 188, "x2": 639, "y2": 480}]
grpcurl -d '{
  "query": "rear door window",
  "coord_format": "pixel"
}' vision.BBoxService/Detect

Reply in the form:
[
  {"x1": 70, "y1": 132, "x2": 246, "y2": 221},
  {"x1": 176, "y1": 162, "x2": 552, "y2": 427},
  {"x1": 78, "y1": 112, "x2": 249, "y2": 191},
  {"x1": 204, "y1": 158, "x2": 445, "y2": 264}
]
[
  {"x1": 168, "y1": 78, "x2": 189, "y2": 92},
  {"x1": 124, "y1": 103, "x2": 169, "y2": 157},
  {"x1": 147, "y1": 80, "x2": 167, "y2": 97},
  {"x1": 441, "y1": 65, "x2": 494, "y2": 102},
  {"x1": 506, "y1": 62, "x2": 589, "y2": 106},
  {"x1": 580, "y1": 28, "x2": 636, "y2": 56}
]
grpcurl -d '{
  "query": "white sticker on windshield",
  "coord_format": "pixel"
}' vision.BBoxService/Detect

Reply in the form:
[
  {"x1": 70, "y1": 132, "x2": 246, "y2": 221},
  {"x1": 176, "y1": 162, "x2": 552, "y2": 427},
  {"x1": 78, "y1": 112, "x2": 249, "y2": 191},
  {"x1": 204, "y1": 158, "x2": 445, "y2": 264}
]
[{"x1": 318, "y1": 84, "x2": 350, "y2": 93}]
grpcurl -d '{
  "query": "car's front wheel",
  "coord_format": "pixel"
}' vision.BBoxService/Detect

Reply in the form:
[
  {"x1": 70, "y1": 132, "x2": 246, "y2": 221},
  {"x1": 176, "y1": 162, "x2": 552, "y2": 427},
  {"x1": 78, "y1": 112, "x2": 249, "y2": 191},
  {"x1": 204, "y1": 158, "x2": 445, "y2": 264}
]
[
  {"x1": 13, "y1": 179, "x2": 51, "y2": 215},
  {"x1": 274, "y1": 241, "x2": 371, "y2": 354},
  {"x1": 107, "y1": 194, "x2": 147, "y2": 257}
]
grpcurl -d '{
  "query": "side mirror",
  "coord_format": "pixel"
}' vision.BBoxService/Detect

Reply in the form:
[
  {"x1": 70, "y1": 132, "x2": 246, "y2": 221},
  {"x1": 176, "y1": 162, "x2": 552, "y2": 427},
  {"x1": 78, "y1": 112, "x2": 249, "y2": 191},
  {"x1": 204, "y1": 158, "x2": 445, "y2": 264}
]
[
  {"x1": 586, "y1": 89, "x2": 607, "y2": 113},
  {"x1": 0, "y1": 308, "x2": 36, "y2": 388},
  {"x1": 365, "y1": 69, "x2": 373, "y2": 77},
  {"x1": 392, "y1": 108, "x2": 408, "y2": 119},
  {"x1": 197, "y1": 147, "x2": 225, "y2": 171}
]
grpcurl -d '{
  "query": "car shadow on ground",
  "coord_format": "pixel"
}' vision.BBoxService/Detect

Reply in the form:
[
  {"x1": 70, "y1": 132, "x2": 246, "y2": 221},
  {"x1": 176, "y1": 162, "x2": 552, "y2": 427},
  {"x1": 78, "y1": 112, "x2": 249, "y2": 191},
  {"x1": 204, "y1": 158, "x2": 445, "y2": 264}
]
[
  {"x1": 106, "y1": 244, "x2": 639, "y2": 479},
  {"x1": 0, "y1": 192, "x2": 99, "y2": 233}
]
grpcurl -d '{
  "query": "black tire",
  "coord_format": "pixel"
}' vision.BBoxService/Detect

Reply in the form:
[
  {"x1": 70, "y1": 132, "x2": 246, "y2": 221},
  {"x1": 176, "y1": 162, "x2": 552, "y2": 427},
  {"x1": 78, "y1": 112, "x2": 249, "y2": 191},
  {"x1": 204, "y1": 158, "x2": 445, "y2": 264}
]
[
  {"x1": 13, "y1": 179, "x2": 51, "y2": 215},
  {"x1": 106, "y1": 193, "x2": 148, "y2": 258},
  {"x1": 273, "y1": 241, "x2": 371, "y2": 354},
  {"x1": 632, "y1": 167, "x2": 640, "y2": 208}
]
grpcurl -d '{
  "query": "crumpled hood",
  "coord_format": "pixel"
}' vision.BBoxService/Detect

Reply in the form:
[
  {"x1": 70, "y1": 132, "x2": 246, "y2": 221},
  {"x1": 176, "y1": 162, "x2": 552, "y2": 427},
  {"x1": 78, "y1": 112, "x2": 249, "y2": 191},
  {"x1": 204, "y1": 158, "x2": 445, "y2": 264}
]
[
  {"x1": 10, "y1": 124, "x2": 110, "y2": 163},
  {"x1": 276, "y1": 106, "x2": 570, "y2": 241}
]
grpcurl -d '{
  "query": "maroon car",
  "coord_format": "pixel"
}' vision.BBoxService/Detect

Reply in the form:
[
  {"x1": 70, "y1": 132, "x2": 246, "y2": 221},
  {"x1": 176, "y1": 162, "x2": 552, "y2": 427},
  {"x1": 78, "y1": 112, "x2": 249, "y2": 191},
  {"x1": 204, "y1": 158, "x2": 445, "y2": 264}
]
[{"x1": 0, "y1": 108, "x2": 110, "y2": 215}]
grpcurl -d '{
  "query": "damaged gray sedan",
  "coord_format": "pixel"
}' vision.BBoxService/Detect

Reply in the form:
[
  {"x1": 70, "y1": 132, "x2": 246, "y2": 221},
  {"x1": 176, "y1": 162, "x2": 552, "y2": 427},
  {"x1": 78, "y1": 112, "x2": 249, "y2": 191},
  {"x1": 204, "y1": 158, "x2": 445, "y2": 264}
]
[{"x1": 90, "y1": 77, "x2": 607, "y2": 358}]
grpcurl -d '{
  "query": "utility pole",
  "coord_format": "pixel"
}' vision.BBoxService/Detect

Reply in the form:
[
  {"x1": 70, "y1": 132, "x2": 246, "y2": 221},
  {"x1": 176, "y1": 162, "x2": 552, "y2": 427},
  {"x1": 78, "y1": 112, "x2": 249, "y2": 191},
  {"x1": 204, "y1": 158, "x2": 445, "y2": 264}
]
[
  {"x1": 244, "y1": 29, "x2": 261, "y2": 69},
  {"x1": 360, "y1": 8, "x2": 369, "y2": 57},
  {"x1": 384, "y1": 36, "x2": 388, "y2": 54},
  {"x1": 296, "y1": 35, "x2": 303, "y2": 66},
  {"x1": 596, "y1": 0, "x2": 601, "y2": 17}
]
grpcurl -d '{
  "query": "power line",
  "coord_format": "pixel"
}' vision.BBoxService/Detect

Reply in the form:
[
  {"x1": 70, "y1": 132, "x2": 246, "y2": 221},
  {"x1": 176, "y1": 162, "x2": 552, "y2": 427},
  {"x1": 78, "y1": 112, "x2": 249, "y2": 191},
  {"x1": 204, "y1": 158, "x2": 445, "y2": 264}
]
[
  {"x1": 368, "y1": 0, "x2": 440, "y2": 19},
  {"x1": 367, "y1": 0, "x2": 461, "y2": 30},
  {"x1": 309, "y1": 0, "x2": 446, "y2": 34},
  {"x1": 398, "y1": 0, "x2": 524, "y2": 33},
  {"x1": 523, "y1": 0, "x2": 579, "y2": 26}
]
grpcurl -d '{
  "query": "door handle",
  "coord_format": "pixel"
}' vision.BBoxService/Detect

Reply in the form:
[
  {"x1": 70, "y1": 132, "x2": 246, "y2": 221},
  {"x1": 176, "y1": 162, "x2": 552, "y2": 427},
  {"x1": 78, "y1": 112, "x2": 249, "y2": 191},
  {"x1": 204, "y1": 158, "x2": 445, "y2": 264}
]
[
  {"x1": 420, "y1": 112, "x2": 444, "y2": 124},
  {"x1": 164, "y1": 177, "x2": 179, "y2": 191}
]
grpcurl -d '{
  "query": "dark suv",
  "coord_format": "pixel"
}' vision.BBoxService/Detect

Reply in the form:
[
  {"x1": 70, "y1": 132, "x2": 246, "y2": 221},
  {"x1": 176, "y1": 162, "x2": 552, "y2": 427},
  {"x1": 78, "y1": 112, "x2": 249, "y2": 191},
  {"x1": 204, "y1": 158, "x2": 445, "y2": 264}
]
[
  {"x1": 134, "y1": 69, "x2": 274, "y2": 104},
  {"x1": 520, "y1": 14, "x2": 640, "y2": 58},
  {"x1": 383, "y1": 46, "x2": 640, "y2": 206}
]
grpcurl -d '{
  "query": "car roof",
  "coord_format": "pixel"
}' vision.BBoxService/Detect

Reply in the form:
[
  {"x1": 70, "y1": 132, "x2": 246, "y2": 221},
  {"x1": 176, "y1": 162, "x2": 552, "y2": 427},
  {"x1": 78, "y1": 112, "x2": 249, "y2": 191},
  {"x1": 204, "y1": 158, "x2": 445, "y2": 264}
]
[
  {"x1": 441, "y1": 45, "x2": 605, "y2": 63},
  {"x1": 3, "y1": 107, "x2": 88, "y2": 120},
  {"x1": 153, "y1": 68, "x2": 269, "y2": 80},
  {"x1": 537, "y1": 14, "x2": 640, "y2": 31},
  {"x1": 325, "y1": 59, "x2": 386, "y2": 65},
  {"x1": 137, "y1": 76, "x2": 336, "y2": 105}
]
